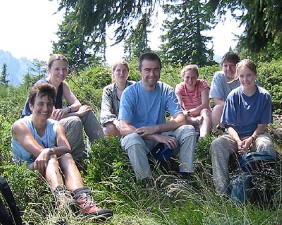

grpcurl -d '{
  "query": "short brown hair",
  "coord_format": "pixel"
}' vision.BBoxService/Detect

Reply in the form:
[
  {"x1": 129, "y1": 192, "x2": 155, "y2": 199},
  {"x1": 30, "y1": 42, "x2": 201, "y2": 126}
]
[
  {"x1": 138, "y1": 52, "x2": 162, "y2": 71},
  {"x1": 29, "y1": 83, "x2": 57, "y2": 107},
  {"x1": 221, "y1": 51, "x2": 240, "y2": 66}
]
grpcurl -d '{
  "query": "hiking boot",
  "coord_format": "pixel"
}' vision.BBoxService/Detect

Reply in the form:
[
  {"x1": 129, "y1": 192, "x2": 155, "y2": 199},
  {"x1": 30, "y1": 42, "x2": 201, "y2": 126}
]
[
  {"x1": 54, "y1": 219, "x2": 68, "y2": 225},
  {"x1": 54, "y1": 185, "x2": 70, "y2": 209},
  {"x1": 140, "y1": 178, "x2": 155, "y2": 189},
  {"x1": 73, "y1": 187, "x2": 113, "y2": 219}
]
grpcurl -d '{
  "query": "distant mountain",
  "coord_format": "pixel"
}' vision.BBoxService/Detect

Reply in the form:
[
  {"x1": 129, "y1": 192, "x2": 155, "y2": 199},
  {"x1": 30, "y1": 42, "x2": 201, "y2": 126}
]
[
  {"x1": 213, "y1": 54, "x2": 221, "y2": 63},
  {"x1": 0, "y1": 50, "x2": 42, "y2": 87}
]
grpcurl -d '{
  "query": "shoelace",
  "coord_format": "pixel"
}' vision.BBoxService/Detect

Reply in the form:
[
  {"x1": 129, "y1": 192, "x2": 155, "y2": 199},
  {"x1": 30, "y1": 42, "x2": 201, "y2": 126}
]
[{"x1": 77, "y1": 193, "x2": 100, "y2": 211}]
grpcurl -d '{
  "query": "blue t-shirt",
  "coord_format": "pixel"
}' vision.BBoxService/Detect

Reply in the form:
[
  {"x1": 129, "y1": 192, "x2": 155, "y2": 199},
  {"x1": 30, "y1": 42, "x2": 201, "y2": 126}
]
[
  {"x1": 11, "y1": 115, "x2": 58, "y2": 165},
  {"x1": 221, "y1": 85, "x2": 272, "y2": 138},
  {"x1": 118, "y1": 81, "x2": 182, "y2": 128},
  {"x1": 209, "y1": 71, "x2": 240, "y2": 100}
]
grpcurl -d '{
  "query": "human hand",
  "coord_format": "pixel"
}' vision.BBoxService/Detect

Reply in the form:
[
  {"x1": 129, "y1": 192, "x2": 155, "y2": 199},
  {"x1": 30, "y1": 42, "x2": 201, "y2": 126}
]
[
  {"x1": 153, "y1": 134, "x2": 178, "y2": 150},
  {"x1": 51, "y1": 108, "x2": 68, "y2": 120},
  {"x1": 237, "y1": 138, "x2": 252, "y2": 155},
  {"x1": 183, "y1": 110, "x2": 189, "y2": 116},
  {"x1": 135, "y1": 126, "x2": 158, "y2": 136},
  {"x1": 190, "y1": 115, "x2": 203, "y2": 125},
  {"x1": 188, "y1": 109, "x2": 199, "y2": 117},
  {"x1": 33, "y1": 148, "x2": 50, "y2": 174},
  {"x1": 76, "y1": 105, "x2": 92, "y2": 117}
]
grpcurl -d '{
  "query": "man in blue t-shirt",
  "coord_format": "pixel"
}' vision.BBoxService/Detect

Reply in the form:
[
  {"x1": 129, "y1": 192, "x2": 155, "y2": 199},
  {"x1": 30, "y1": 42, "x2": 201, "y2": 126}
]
[
  {"x1": 209, "y1": 51, "x2": 240, "y2": 128},
  {"x1": 119, "y1": 52, "x2": 197, "y2": 182}
]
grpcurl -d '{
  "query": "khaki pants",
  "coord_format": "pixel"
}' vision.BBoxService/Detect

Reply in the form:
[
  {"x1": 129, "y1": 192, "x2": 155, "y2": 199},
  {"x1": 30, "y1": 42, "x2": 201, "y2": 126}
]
[
  {"x1": 60, "y1": 111, "x2": 104, "y2": 161},
  {"x1": 210, "y1": 133, "x2": 276, "y2": 195},
  {"x1": 121, "y1": 125, "x2": 197, "y2": 180}
]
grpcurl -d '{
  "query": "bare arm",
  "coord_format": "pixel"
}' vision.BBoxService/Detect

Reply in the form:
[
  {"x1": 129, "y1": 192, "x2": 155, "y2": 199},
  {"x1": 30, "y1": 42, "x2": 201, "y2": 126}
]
[
  {"x1": 62, "y1": 81, "x2": 81, "y2": 111},
  {"x1": 137, "y1": 113, "x2": 185, "y2": 150},
  {"x1": 119, "y1": 120, "x2": 137, "y2": 136},
  {"x1": 54, "y1": 123, "x2": 71, "y2": 156},
  {"x1": 12, "y1": 120, "x2": 44, "y2": 158},
  {"x1": 252, "y1": 124, "x2": 268, "y2": 139},
  {"x1": 51, "y1": 81, "x2": 86, "y2": 120},
  {"x1": 120, "y1": 113, "x2": 185, "y2": 150},
  {"x1": 189, "y1": 88, "x2": 210, "y2": 116},
  {"x1": 176, "y1": 93, "x2": 189, "y2": 116},
  {"x1": 12, "y1": 121, "x2": 50, "y2": 173},
  {"x1": 213, "y1": 97, "x2": 224, "y2": 106}
]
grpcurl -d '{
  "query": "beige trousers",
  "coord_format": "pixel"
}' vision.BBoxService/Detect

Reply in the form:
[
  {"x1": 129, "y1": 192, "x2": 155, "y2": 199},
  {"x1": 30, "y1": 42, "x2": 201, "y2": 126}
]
[{"x1": 60, "y1": 111, "x2": 104, "y2": 161}]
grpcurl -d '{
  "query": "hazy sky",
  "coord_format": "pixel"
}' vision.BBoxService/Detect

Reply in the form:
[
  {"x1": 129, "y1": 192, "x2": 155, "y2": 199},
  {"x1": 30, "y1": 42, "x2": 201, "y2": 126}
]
[{"x1": 0, "y1": 0, "x2": 244, "y2": 65}]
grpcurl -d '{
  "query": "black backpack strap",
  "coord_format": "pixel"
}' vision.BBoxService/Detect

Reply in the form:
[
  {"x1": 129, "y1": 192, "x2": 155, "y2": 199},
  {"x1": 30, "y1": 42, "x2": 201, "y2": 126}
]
[
  {"x1": 0, "y1": 176, "x2": 22, "y2": 225},
  {"x1": 0, "y1": 196, "x2": 14, "y2": 225}
]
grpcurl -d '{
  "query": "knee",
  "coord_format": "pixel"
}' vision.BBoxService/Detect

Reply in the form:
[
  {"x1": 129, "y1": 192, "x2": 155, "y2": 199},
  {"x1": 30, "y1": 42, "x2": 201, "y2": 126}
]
[
  {"x1": 59, "y1": 153, "x2": 76, "y2": 168},
  {"x1": 213, "y1": 104, "x2": 224, "y2": 111},
  {"x1": 121, "y1": 133, "x2": 144, "y2": 149},
  {"x1": 210, "y1": 138, "x2": 223, "y2": 155},
  {"x1": 178, "y1": 125, "x2": 196, "y2": 137},
  {"x1": 48, "y1": 155, "x2": 60, "y2": 167},
  {"x1": 103, "y1": 123, "x2": 120, "y2": 136},
  {"x1": 69, "y1": 116, "x2": 83, "y2": 128},
  {"x1": 201, "y1": 108, "x2": 211, "y2": 117},
  {"x1": 60, "y1": 116, "x2": 83, "y2": 132},
  {"x1": 212, "y1": 105, "x2": 224, "y2": 118},
  {"x1": 59, "y1": 153, "x2": 73, "y2": 162}
]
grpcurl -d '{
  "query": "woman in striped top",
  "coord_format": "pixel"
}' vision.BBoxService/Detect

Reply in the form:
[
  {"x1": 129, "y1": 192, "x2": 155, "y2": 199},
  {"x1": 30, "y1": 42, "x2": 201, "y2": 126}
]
[{"x1": 175, "y1": 65, "x2": 212, "y2": 138}]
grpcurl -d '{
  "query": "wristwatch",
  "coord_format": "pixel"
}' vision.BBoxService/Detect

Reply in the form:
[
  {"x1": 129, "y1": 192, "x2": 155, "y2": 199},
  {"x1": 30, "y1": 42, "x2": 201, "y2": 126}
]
[{"x1": 67, "y1": 105, "x2": 72, "y2": 113}]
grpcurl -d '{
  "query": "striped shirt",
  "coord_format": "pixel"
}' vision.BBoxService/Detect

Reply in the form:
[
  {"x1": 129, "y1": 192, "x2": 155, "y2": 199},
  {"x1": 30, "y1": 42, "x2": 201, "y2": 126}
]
[{"x1": 175, "y1": 79, "x2": 210, "y2": 111}]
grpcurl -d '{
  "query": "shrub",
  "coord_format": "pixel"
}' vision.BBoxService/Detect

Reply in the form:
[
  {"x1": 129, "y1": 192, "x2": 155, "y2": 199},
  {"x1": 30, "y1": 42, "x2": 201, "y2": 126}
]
[{"x1": 257, "y1": 60, "x2": 282, "y2": 113}]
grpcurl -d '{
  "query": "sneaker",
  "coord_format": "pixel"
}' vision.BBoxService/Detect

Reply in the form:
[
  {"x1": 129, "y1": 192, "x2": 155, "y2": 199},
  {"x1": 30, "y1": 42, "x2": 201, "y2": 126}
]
[{"x1": 74, "y1": 191, "x2": 113, "y2": 218}]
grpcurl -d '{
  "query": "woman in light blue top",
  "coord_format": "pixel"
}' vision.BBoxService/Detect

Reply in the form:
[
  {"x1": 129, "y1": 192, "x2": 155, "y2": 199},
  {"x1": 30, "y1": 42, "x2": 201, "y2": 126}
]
[{"x1": 11, "y1": 83, "x2": 113, "y2": 218}]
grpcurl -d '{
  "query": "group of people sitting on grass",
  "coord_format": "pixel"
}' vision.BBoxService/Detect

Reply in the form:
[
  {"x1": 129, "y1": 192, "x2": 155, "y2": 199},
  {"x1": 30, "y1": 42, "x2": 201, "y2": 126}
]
[{"x1": 10, "y1": 51, "x2": 276, "y2": 220}]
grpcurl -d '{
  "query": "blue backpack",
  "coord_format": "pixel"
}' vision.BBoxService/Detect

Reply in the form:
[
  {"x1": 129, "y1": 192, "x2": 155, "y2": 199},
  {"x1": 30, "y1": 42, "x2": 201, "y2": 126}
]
[
  {"x1": 151, "y1": 143, "x2": 175, "y2": 164},
  {"x1": 230, "y1": 151, "x2": 276, "y2": 204}
]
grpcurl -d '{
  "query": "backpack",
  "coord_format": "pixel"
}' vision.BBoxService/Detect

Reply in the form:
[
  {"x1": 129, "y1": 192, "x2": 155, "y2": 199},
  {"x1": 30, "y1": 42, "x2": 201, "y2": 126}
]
[
  {"x1": 0, "y1": 176, "x2": 22, "y2": 225},
  {"x1": 229, "y1": 151, "x2": 277, "y2": 204},
  {"x1": 151, "y1": 143, "x2": 175, "y2": 164}
]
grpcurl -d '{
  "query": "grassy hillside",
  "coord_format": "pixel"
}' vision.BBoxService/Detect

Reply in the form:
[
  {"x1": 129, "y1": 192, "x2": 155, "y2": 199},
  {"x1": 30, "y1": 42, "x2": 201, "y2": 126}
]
[{"x1": 0, "y1": 60, "x2": 281, "y2": 224}]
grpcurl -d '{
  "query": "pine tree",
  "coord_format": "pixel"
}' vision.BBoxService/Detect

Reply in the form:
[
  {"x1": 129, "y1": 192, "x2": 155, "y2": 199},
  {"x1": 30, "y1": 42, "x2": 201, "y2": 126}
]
[
  {"x1": 124, "y1": 13, "x2": 152, "y2": 60},
  {"x1": 160, "y1": 0, "x2": 216, "y2": 66},
  {"x1": 0, "y1": 63, "x2": 9, "y2": 85}
]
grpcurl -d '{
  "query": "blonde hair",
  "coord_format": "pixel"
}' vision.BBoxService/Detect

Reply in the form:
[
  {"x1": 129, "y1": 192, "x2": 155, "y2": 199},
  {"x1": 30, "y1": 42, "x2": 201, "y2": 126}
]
[
  {"x1": 236, "y1": 59, "x2": 257, "y2": 75},
  {"x1": 48, "y1": 54, "x2": 68, "y2": 69},
  {"x1": 180, "y1": 65, "x2": 199, "y2": 77},
  {"x1": 111, "y1": 60, "x2": 129, "y2": 83}
]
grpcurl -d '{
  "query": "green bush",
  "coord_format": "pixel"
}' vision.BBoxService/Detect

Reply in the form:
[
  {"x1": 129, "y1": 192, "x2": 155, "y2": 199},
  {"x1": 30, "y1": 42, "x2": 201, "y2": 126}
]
[{"x1": 258, "y1": 60, "x2": 282, "y2": 113}]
